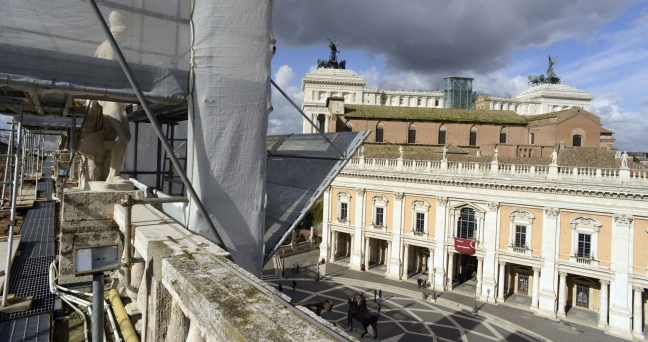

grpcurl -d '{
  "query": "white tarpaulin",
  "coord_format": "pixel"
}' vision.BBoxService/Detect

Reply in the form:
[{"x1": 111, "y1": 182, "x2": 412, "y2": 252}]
[
  {"x1": 0, "y1": 0, "x2": 189, "y2": 104},
  {"x1": 186, "y1": 0, "x2": 274, "y2": 276}
]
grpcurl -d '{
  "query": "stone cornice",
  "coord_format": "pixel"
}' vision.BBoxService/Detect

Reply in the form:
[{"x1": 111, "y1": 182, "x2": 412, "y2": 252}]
[{"x1": 338, "y1": 170, "x2": 648, "y2": 202}]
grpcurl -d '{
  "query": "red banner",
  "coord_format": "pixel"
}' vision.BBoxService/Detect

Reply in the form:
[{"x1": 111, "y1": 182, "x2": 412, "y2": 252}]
[{"x1": 454, "y1": 237, "x2": 476, "y2": 254}]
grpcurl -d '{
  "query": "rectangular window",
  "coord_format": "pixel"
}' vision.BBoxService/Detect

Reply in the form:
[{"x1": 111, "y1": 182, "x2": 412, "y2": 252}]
[
  {"x1": 435, "y1": 99, "x2": 439, "y2": 107},
  {"x1": 518, "y1": 274, "x2": 529, "y2": 294},
  {"x1": 530, "y1": 133, "x2": 535, "y2": 145},
  {"x1": 376, "y1": 128, "x2": 384, "y2": 142},
  {"x1": 375, "y1": 207, "x2": 384, "y2": 227},
  {"x1": 577, "y1": 234, "x2": 591, "y2": 258},
  {"x1": 500, "y1": 132, "x2": 507, "y2": 144},
  {"x1": 340, "y1": 202, "x2": 348, "y2": 221},
  {"x1": 515, "y1": 225, "x2": 526, "y2": 247},
  {"x1": 415, "y1": 213, "x2": 425, "y2": 232},
  {"x1": 408, "y1": 129, "x2": 416, "y2": 144},
  {"x1": 399, "y1": 98, "x2": 404, "y2": 105},
  {"x1": 469, "y1": 131, "x2": 477, "y2": 146},
  {"x1": 381, "y1": 97, "x2": 386, "y2": 105},
  {"x1": 438, "y1": 130, "x2": 446, "y2": 145},
  {"x1": 417, "y1": 98, "x2": 422, "y2": 106}
]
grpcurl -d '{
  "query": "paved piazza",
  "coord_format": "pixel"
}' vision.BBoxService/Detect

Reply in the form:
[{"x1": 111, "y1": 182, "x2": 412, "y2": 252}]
[
  {"x1": 265, "y1": 250, "x2": 627, "y2": 341},
  {"x1": 270, "y1": 278, "x2": 544, "y2": 341}
]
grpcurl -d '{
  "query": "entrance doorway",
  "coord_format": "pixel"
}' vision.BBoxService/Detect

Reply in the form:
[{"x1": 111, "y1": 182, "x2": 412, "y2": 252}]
[{"x1": 457, "y1": 254, "x2": 477, "y2": 284}]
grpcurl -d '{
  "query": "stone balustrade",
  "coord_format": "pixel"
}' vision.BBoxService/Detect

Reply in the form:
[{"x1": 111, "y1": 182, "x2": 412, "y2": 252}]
[{"x1": 346, "y1": 157, "x2": 648, "y2": 183}]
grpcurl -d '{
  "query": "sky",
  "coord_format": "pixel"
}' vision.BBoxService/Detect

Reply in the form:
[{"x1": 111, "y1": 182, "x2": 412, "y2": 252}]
[{"x1": 268, "y1": 0, "x2": 648, "y2": 152}]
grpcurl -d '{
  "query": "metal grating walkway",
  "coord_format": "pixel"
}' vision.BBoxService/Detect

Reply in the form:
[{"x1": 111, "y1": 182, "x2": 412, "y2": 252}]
[
  {"x1": 36, "y1": 180, "x2": 52, "y2": 199},
  {"x1": 0, "y1": 313, "x2": 50, "y2": 341},
  {"x1": 0, "y1": 256, "x2": 56, "y2": 321},
  {"x1": 40, "y1": 157, "x2": 52, "y2": 178}
]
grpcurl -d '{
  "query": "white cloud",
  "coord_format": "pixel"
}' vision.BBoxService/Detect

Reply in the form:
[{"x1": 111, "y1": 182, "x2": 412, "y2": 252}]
[
  {"x1": 268, "y1": 65, "x2": 304, "y2": 135},
  {"x1": 590, "y1": 94, "x2": 648, "y2": 152}
]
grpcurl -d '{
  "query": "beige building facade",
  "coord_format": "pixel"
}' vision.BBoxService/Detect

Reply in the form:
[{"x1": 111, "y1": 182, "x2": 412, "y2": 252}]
[{"x1": 321, "y1": 158, "x2": 648, "y2": 340}]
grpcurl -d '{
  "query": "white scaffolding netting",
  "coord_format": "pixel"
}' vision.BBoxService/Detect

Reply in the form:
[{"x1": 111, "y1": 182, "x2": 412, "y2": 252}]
[{"x1": 0, "y1": 0, "x2": 190, "y2": 104}]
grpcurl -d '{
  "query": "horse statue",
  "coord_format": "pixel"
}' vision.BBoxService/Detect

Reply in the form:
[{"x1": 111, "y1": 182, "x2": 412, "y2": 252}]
[
  {"x1": 527, "y1": 74, "x2": 545, "y2": 86},
  {"x1": 346, "y1": 294, "x2": 380, "y2": 339}
]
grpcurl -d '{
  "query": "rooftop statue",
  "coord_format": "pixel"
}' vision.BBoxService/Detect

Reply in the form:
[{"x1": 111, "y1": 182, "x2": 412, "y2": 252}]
[
  {"x1": 527, "y1": 55, "x2": 561, "y2": 86},
  {"x1": 317, "y1": 38, "x2": 347, "y2": 70}
]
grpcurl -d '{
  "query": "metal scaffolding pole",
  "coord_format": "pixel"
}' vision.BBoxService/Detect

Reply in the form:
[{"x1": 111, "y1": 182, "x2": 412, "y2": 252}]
[
  {"x1": 87, "y1": 0, "x2": 224, "y2": 248},
  {"x1": 1, "y1": 123, "x2": 14, "y2": 206},
  {"x1": 19, "y1": 129, "x2": 24, "y2": 201},
  {"x1": 2, "y1": 103, "x2": 24, "y2": 307}
]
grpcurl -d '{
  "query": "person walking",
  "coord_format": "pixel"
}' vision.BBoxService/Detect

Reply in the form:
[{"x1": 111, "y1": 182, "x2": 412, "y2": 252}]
[
  {"x1": 379, "y1": 289, "x2": 382, "y2": 302},
  {"x1": 373, "y1": 289, "x2": 377, "y2": 301},
  {"x1": 292, "y1": 280, "x2": 297, "y2": 291},
  {"x1": 417, "y1": 277, "x2": 421, "y2": 288},
  {"x1": 296, "y1": 264, "x2": 300, "y2": 274},
  {"x1": 278, "y1": 284, "x2": 283, "y2": 292}
]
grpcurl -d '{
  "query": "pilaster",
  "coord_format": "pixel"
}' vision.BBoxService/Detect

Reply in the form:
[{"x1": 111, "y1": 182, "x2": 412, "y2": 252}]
[
  {"x1": 481, "y1": 202, "x2": 499, "y2": 302},
  {"x1": 537, "y1": 207, "x2": 559, "y2": 318},
  {"x1": 608, "y1": 214, "x2": 634, "y2": 339},
  {"x1": 319, "y1": 186, "x2": 331, "y2": 261},
  {"x1": 387, "y1": 192, "x2": 404, "y2": 280},
  {"x1": 350, "y1": 188, "x2": 365, "y2": 270},
  {"x1": 433, "y1": 197, "x2": 448, "y2": 289}
]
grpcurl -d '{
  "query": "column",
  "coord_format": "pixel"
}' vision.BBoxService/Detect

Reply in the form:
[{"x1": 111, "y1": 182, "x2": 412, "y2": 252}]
[
  {"x1": 609, "y1": 214, "x2": 634, "y2": 339},
  {"x1": 350, "y1": 188, "x2": 365, "y2": 270},
  {"x1": 331, "y1": 231, "x2": 338, "y2": 261},
  {"x1": 538, "y1": 207, "x2": 560, "y2": 318},
  {"x1": 324, "y1": 113, "x2": 330, "y2": 132},
  {"x1": 476, "y1": 257, "x2": 484, "y2": 297},
  {"x1": 446, "y1": 251, "x2": 454, "y2": 289},
  {"x1": 557, "y1": 272, "x2": 567, "y2": 318},
  {"x1": 633, "y1": 287, "x2": 644, "y2": 339},
  {"x1": 599, "y1": 280, "x2": 609, "y2": 328},
  {"x1": 385, "y1": 241, "x2": 391, "y2": 274},
  {"x1": 319, "y1": 187, "x2": 332, "y2": 262},
  {"x1": 497, "y1": 261, "x2": 506, "y2": 302},
  {"x1": 403, "y1": 244, "x2": 410, "y2": 279},
  {"x1": 531, "y1": 267, "x2": 540, "y2": 310},
  {"x1": 364, "y1": 237, "x2": 370, "y2": 267}
]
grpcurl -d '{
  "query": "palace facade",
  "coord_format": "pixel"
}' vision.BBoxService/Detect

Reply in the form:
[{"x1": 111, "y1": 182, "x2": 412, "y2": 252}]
[{"x1": 305, "y1": 68, "x2": 648, "y2": 339}]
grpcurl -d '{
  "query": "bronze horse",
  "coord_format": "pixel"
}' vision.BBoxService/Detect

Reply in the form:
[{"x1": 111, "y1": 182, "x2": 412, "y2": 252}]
[{"x1": 347, "y1": 294, "x2": 381, "y2": 339}]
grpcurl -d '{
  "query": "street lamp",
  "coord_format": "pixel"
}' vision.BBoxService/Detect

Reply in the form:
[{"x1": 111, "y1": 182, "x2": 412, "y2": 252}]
[
  {"x1": 316, "y1": 260, "x2": 320, "y2": 282},
  {"x1": 280, "y1": 252, "x2": 285, "y2": 279}
]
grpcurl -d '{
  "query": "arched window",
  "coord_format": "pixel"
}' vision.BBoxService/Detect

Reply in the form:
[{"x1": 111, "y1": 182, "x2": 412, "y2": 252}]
[
  {"x1": 573, "y1": 134, "x2": 582, "y2": 147},
  {"x1": 469, "y1": 126, "x2": 477, "y2": 146},
  {"x1": 457, "y1": 208, "x2": 476, "y2": 239},
  {"x1": 344, "y1": 120, "x2": 353, "y2": 132},
  {"x1": 408, "y1": 123, "x2": 416, "y2": 144},
  {"x1": 499, "y1": 127, "x2": 507, "y2": 144},
  {"x1": 376, "y1": 122, "x2": 384, "y2": 142},
  {"x1": 438, "y1": 125, "x2": 446, "y2": 145}
]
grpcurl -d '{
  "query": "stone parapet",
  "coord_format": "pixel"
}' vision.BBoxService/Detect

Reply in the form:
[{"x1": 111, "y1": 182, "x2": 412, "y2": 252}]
[{"x1": 113, "y1": 203, "x2": 355, "y2": 342}]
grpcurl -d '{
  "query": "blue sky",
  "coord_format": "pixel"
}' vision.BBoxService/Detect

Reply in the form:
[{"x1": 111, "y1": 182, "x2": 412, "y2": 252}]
[{"x1": 269, "y1": 0, "x2": 648, "y2": 152}]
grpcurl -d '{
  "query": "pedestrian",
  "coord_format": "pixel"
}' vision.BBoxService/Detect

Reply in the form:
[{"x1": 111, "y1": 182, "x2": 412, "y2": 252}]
[
  {"x1": 278, "y1": 284, "x2": 283, "y2": 292},
  {"x1": 296, "y1": 264, "x2": 300, "y2": 274},
  {"x1": 423, "y1": 278, "x2": 427, "y2": 288},
  {"x1": 417, "y1": 277, "x2": 421, "y2": 288},
  {"x1": 373, "y1": 289, "x2": 377, "y2": 301},
  {"x1": 291, "y1": 264, "x2": 296, "y2": 275},
  {"x1": 292, "y1": 280, "x2": 297, "y2": 291},
  {"x1": 379, "y1": 289, "x2": 382, "y2": 302}
]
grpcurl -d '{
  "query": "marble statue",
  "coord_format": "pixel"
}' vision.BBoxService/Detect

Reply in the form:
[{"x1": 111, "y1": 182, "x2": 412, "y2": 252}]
[
  {"x1": 551, "y1": 149, "x2": 558, "y2": 165},
  {"x1": 360, "y1": 146, "x2": 365, "y2": 157},
  {"x1": 442, "y1": 146, "x2": 447, "y2": 161},
  {"x1": 493, "y1": 148, "x2": 498, "y2": 163},
  {"x1": 398, "y1": 146, "x2": 403, "y2": 159},
  {"x1": 79, "y1": 10, "x2": 131, "y2": 189},
  {"x1": 622, "y1": 151, "x2": 628, "y2": 168}
]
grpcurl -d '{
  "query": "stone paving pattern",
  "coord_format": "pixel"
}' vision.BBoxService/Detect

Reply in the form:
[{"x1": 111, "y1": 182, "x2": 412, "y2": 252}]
[{"x1": 265, "y1": 250, "x2": 627, "y2": 342}]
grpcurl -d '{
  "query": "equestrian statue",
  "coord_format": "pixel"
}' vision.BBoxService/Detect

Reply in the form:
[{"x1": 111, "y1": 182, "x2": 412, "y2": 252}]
[
  {"x1": 345, "y1": 294, "x2": 380, "y2": 339},
  {"x1": 527, "y1": 55, "x2": 561, "y2": 86}
]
